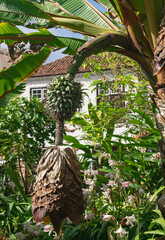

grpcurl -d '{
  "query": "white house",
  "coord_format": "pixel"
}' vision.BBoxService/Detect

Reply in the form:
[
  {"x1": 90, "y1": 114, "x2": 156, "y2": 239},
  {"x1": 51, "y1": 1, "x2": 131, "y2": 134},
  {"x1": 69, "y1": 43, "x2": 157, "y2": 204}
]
[
  {"x1": 21, "y1": 54, "x2": 128, "y2": 143},
  {"x1": 22, "y1": 55, "x2": 98, "y2": 113},
  {"x1": 22, "y1": 54, "x2": 125, "y2": 113}
]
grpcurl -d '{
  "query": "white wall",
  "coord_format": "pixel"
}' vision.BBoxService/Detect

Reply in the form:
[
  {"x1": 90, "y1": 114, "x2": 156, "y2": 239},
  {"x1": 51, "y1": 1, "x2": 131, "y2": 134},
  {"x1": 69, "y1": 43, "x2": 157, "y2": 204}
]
[
  {"x1": 21, "y1": 76, "x2": 54, "y2": 100},
  {"x1": 22, "y1": 73, "x2": 98, "y2": 114}
]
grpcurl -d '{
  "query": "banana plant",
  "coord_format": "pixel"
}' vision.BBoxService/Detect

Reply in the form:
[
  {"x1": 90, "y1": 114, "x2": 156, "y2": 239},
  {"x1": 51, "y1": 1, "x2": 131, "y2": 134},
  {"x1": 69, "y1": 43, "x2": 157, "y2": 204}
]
[{"x1": 2, "y1": 0, "x2": 165, "y2": 223}]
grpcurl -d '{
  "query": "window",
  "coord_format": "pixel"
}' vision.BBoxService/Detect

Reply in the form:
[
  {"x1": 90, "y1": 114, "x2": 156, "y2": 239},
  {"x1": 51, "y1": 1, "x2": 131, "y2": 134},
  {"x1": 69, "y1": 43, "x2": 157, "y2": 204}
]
[
  {"x1": 97, "y1": 82, "x2": 125, "y2": 107},
  {"x1": 97, "y1": 82, "x2": 124, "y2": 96},
  {"x1": 30, "y1": 87, "x2": 47, "y2": 99}
]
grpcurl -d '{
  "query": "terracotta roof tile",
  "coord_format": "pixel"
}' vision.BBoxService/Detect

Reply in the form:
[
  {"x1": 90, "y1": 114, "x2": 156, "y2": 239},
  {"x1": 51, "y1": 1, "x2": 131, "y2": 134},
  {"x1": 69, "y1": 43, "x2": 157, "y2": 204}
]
[{"x1": 32, "y1": 54, "x2": 113, "y2": 77}]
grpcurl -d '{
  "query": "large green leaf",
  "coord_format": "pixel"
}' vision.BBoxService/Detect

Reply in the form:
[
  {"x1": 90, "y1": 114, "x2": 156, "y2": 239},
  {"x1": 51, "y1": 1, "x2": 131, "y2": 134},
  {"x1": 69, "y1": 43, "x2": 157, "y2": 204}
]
[
  {"x1": 9, "y1": 0, "x2": 117, "y2": 37},
  {"x1": 0, "y1": 83, "x2": 25, "y2": 106},
  {"x1": 129, "y1": 0, "x2": 164, "y2": 44},
  {"x1": 0, "y1": 0, "x2": 51, "y2": 28},
  {"x1": 132, "y1": 109, "x2": 155, "y2": 129},
  {"x1": 30, "y1": 0, "x2": 112, "y2": 29},
  {"x1": 63, "y1": 135, "x2": 80, "y2": 144},
  {"x1": 149, "y1": 186, "x2": 165, "y2": 203},
  {"x1": 0, "y1": 22, "x2": 23, "y2": 46},
  {"x1": 32, "y1": 29, "x2": 86, "y2": 54},
  {"x1": 5, "y1": 168, "x2": 27, "y2": 202},
  {"x1": 0, "y1": 23, "x2": 86, "y2": 54},
  {"x1": 51, "y1": 15, "x2": 114, "y2": 36},
  {"x1": 71, "y1": 116, "x2": 88, "y2": 127},
  {"x1": 0, "y1": 46, "x2": 51, "y2": 101},
  {"x1": 145, "y1": 230, "x2": 165, "y2": 236}
]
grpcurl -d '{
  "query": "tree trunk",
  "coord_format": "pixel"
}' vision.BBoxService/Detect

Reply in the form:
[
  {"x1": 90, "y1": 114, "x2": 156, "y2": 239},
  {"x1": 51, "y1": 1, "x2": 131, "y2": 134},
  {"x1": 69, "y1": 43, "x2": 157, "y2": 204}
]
[
  {"x1": 153, "y1": 93, "x2": 165, "y2": 217},
  {"x1": 55, "y1": 117, "x2": 64, "y2": 146},
  {"x1": 151, "y1": 6, "x2": 165, "y2": 217},
  {"x1": 153, "y1": 94, "x2": 165, "y2": 184}
]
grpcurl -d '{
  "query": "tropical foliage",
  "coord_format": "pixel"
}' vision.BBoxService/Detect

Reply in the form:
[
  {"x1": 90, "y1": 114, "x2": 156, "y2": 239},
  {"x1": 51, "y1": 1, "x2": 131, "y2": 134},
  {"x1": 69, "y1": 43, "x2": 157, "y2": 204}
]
[
  {"x1": 0, "y1": 97, "x2": 56, "y2": 194},
  {"x1": 0, "y1": 82, "x2": 163, "y2": 239},
  {"x1": 1, "y1": 0, "x2": 165, "y2": 239},
  {"x1": 63, "y1": 101, "x2": 162, "y2": 240}
]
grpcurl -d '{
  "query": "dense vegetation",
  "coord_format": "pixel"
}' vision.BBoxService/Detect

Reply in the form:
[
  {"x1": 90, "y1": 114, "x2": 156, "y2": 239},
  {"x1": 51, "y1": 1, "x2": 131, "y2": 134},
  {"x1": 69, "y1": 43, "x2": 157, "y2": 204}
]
[{"x1": 0, "y1": 56, "x2": 164, "y2": 240}]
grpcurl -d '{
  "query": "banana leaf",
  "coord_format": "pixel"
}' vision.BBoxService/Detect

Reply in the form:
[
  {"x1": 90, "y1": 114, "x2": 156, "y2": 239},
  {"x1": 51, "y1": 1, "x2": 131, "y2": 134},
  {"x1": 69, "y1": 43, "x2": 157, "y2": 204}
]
[
  {"x1": 0, "y1": 46, "x2": 51, "y2": 101},
  {"x1": 5, "y1": 168, "x2": 27, "y2": 202}
]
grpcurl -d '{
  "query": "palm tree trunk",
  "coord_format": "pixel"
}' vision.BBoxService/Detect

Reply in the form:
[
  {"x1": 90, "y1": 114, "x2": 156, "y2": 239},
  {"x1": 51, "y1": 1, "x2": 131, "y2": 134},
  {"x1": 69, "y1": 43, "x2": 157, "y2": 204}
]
[{"x1": 55, "y1": 117, "x2": 64, "y2": 146}]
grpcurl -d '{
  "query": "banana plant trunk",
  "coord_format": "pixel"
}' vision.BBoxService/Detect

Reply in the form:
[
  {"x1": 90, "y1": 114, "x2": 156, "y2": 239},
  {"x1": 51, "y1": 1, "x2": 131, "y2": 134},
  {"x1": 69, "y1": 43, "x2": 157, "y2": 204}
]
[
  {"x1": 154, "y1": 94, "x2": 165, "y2": 185},
  {"x1": 154, "y1": 91, "x2": 165, "y2": 217},
  {"x1": 55, "y1": 117, "x2": 64, "y2": 146},
  {"x1": 150, "y1": 6, "x2": 165, "y2": 217}
]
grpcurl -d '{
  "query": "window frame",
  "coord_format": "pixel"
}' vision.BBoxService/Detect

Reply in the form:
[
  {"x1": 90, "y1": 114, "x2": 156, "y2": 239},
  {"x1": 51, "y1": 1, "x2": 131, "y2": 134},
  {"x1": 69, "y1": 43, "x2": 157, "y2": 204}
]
[{"x1": 30, "y1": 87, "x2": 47, "y2": 99}]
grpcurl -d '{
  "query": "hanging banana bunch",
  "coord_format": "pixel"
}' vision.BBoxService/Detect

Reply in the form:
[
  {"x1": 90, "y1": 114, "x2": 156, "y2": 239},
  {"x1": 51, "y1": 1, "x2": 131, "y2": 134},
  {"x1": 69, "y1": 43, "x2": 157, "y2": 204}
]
[{"x1": 32, "y1": 76, "x2": 84, "y2": 234}]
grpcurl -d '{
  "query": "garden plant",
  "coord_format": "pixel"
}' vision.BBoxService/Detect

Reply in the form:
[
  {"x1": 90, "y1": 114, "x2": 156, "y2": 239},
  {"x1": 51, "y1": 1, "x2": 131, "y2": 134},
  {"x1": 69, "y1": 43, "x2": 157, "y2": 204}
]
[{"x1": 0, "y1": 0, "x2": 165, "y2": 239}]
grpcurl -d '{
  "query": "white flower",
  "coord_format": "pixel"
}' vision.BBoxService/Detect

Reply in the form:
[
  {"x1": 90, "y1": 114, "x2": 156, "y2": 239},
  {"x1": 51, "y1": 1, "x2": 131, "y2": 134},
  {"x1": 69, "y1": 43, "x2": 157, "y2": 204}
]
[
  {"x1": 140, "y1": 147, "x2": 146, "y2": 153},
  {"x1": 44, "y1": 224, "x2": 53, "y2": 236},
  {"x1": 147, "y1": 192, "x2": 150, "y2": 199},
  {"x1": 15, "y1": 232, "x2": 25, "y2": 240},
  {"x1": 122, "y1": 181, "x2": 130, "y2": 188},
  {"x1": 98, "y1": 152, "x2": 111, "y2": 165},
  {"x1": 128, "y1": 195, "x2": 135, "y2": 205},
  {"x1": 102, "y1": 214, "x2": 115, "y2": 221},
  {"x1": 23, "y1": 221, "x2": 35, "y2": 234},
  {"x1": 125, "y1": 214, "x2": 135, "y2": 227},
  {"x1": 84, "y1": 169, "x2": 91, "y2": 176},
  {"x1": 84, "y1": 178, "x2": 92, "y2": 185},
  {"x1": 109, "y1": 172, "x2": 116, "y2": 179},
  {"x1": 108, "y1": 180, "x2": 115, "y2": 187},
  {"x1": 85, "y1": 212, "x2": 95, "y2": 220},
  {"x1": 83, "y1": 188, "x2": 91, "y2": 197},
  {"x1": 114, "y1": 225, "x2": 128, "y2": 238},
  {"x1": 108, "y1": 159, "x2": 115, "y2": 166},
  {"x1": 66, "y1": 217, "x2": 72, "y2": 224},
  {"x1": 101, "y1": 183, "x2": 109, "y2": 192},
  {"x1": 92, "y1": 170, "x2": 98, "y2": 176}
]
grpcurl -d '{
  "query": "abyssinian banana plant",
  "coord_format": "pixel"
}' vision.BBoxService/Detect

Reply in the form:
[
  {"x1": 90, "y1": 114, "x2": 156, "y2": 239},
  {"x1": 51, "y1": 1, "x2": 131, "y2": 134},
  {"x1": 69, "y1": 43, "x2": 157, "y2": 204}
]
[
  {"x1": 32, "y1": 76, "x2": 84, "y2": 234},
  {"x1": 1, "y1": 0, "x2": 165, "y2": 223}
]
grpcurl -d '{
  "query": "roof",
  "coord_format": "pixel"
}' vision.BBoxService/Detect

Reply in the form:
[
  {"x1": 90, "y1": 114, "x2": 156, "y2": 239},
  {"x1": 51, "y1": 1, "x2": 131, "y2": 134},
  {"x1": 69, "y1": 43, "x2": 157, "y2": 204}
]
[{"x1": 32, "y1": 54, "x2": 113, "y2": 77}]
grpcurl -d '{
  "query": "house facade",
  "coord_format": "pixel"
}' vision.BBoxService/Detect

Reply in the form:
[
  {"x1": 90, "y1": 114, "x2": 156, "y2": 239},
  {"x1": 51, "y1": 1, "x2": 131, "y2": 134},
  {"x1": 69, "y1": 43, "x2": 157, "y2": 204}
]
[
  {"x1": 21, "y1": 55, "x2": 128, "y2": 142},
  {"x1": 21, "y1": 55, "x2": 102, "y2": 113},
  {"x1": 21, "y1": 55, "x2": 124, "y2": 113}
]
